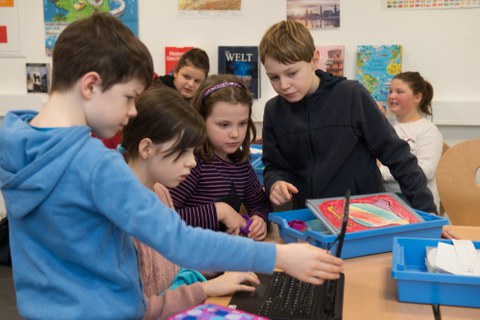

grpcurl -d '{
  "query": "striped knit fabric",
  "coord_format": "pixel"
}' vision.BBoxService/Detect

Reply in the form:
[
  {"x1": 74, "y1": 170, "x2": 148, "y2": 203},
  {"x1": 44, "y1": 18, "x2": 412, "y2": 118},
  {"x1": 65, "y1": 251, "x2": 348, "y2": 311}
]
[{"x1": 169, "y1": 154, "x2": 271, "y2": 231}]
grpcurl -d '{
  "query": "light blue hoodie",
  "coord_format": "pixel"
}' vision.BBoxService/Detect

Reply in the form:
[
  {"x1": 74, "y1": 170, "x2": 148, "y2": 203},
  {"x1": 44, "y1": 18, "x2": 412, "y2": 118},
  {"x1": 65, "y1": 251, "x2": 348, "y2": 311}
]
[{"x1": 0, "y1": 110, "x2": 276, "y2": 320}]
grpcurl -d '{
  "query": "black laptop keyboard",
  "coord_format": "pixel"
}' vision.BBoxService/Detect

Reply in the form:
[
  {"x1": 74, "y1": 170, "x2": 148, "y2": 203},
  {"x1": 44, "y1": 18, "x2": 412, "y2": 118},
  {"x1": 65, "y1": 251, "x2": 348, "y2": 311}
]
[{"x1": 257, "y1": 272, "x2": 325, "y2": 318}]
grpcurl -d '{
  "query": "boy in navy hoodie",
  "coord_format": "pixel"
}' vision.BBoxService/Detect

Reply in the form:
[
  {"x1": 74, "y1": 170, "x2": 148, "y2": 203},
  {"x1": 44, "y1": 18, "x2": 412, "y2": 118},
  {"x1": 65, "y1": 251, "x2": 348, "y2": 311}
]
[{"x1": 259, "y1": 20, "x2": 436, "y2": 213}]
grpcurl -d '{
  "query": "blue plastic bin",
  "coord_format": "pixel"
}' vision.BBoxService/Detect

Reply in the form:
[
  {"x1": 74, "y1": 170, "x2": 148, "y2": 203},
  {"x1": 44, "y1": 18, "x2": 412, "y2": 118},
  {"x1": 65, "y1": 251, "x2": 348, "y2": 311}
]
[
  {"x1": 391, "y1": 237, "x2": 480, "y2": 308},
  {"x1": 251, "y1": 157, "x2": 264, "y2": 185},
  {"x1": 269, "y1": 208, "x2": 448, "y2": 259},
  {"x1": 249, "y1": 144, "x2": 264, "y2": 185}
]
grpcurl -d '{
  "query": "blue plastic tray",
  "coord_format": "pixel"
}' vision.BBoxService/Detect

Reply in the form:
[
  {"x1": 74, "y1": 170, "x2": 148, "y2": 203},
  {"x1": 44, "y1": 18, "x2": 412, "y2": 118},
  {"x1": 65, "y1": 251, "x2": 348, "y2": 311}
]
[
  {"x1": 391, "y1": 237, "x2": 480, "y2": 308},
  {"x1": 269, "y1": 208, "x2": 448, "y2": 259}
]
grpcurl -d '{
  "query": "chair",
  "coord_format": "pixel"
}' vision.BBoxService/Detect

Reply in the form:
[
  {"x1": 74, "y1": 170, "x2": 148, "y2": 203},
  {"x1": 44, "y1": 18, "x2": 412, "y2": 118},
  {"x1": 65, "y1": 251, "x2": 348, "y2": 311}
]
[
  {"x1": 438, "y1": 143, "x2": 450, "y2": 216},
  {"x1": 436, "y1": 139, "x2": 480, "y2": 226}
]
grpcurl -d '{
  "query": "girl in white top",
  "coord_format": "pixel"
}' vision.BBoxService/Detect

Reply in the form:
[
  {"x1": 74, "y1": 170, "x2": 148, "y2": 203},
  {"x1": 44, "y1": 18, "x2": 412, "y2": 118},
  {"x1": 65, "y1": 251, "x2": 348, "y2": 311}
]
[{"x1": 380, "y1": 72, "x2": 443, "y2": 212}]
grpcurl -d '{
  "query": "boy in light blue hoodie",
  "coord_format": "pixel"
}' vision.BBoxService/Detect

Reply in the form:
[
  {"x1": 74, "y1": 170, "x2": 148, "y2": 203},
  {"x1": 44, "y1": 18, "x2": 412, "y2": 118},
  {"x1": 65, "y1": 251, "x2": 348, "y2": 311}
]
[{"x1": 0, "y1": 14, "x2": 343, "y2": 319}]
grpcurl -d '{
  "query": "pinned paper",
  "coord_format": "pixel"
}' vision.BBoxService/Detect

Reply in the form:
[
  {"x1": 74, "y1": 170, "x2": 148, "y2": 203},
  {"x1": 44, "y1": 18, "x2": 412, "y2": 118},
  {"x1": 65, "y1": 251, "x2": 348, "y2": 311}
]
[{"x1": 0, "y1": 26, "x2": 7, "y2": 43}]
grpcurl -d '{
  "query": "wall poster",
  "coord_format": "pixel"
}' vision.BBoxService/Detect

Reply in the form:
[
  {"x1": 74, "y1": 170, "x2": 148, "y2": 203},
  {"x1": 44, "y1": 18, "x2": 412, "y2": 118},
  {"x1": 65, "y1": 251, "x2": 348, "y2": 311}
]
[{"x1": 43, "y1": 0, "x2": 138, "y2": 56}]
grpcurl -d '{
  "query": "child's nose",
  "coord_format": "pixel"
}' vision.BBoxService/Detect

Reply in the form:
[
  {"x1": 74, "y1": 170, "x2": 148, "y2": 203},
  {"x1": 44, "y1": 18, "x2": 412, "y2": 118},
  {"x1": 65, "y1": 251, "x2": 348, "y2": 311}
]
[
  {"x1": 186, "y1": 156, "x2": 197, "y2": 168},
  {"x1": 128, "y1": 104, "x2": 137, "y2": 118},
  {"x1": 230, "y1": 127, "x2": 239, "y2": 138},
  {"x1": 279, "y1": 78, "x2": 290, "y2": 90}
]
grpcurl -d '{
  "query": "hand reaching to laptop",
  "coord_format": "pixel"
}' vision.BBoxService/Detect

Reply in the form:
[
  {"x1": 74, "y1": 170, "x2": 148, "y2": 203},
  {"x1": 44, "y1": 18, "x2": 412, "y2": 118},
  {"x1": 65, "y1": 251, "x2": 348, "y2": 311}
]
[{"x1": 275, "y1": 243, "x2": 344, "y2": 285}]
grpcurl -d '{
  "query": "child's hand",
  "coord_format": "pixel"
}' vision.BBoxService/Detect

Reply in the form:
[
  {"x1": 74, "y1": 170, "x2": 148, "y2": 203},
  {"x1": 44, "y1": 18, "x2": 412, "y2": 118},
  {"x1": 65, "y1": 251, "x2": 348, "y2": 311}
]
[
  {"x1": 270, "y1": 181, "x2": 299, "y2": 206},
  {"x1": 275, "y1": 243, "x2": 343, "y2": 285},
  {"x1": 200, "y1": 272, "x2": 260, "y2": 297},
  {"x1": 152, "y1": 183, "x2": 174, "y2": 209},
  {"x1": 247, "y1": 215, "x2": 267, "y2": 241},
  {"x1": 441, "y1": 225, "x2": 459, "y2": 239},
  {"x1": 215, "y1": 202, "x2": 246, "y2": 235}
]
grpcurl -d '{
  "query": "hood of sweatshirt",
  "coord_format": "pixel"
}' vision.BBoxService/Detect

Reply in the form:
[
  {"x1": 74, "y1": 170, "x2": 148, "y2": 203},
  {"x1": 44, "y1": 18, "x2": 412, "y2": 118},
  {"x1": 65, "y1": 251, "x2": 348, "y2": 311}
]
[
  {"x1": 316, "y1": 69, "x2": 346, "y2": 90},
  {"x1": 0, "y1": 110, "x2": 91, "y2": 218}
]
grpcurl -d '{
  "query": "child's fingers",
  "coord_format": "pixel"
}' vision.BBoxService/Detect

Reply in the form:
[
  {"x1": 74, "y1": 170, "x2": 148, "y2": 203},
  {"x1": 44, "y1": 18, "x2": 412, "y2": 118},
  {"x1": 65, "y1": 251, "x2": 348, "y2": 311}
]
[
  {"x1": 270, "y1": 188, "x2": 290, "y2": 205},
  {"x1": 241, "y1": 272, "x2": 260, "y2": 285},
  {"x1": 248, "y1": 220, "x2": 267, "y2": 240},
  {"x1": 286, "y1": 183, "x2": 299, "y2": 194},
  {"x1": 237, "y1": 284, "x2": 257, "y2": 292},
  {"x1": 279, "y1": 184, "x2": 293, "y2": 200},
  {"x1": 269, "y1": 193, "x2": 286, "y2": 206},
  {"x1": 229, "y1": 226, "x2": 240, "y2": 235}
]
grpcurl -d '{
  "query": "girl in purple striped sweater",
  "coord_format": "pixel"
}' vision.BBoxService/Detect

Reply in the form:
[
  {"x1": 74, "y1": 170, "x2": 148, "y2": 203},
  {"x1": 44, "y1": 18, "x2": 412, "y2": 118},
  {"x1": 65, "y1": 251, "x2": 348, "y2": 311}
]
[{"x1": 170, "y1": 74, "x2": 271, "y2": 241}]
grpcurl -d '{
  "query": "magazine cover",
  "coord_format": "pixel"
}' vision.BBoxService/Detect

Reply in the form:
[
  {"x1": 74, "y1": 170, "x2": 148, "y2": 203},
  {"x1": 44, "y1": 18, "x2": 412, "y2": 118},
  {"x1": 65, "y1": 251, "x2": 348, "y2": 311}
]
[
  {"x1": 306, "y1": 193, "x2": 424, "y2": 234},
  {"x1": 316, "y1": 45, "x2": 344, "y2": 76},
  {"x1": 164, "y1": 46, "x2": 193, "y2": 75},
  {"x1": 218, "y1": 46, "x2": 260, "y2": 99},
  {"x1": 356, "y1": 44, "x2": 402, "y2": 101},
  {"x1": 26, "y1": 63, "x2": 49, "y2": 93}
]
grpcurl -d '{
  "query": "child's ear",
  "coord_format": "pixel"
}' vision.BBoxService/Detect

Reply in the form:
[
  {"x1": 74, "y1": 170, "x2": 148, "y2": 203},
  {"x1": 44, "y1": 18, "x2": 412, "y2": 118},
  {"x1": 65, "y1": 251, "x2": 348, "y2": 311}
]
[
  {"x1": 312, "y1": 49, "x2": 320, "y2": 69},
  {"x1": 80, "y1": 72, "x2": 101, "y2": 99},
  {"x1": 414, "y1": 92, "x2": 423, "y2": 105},
  {"x1": 138, "y1": 138, "x2": 153, "y2": 160}
]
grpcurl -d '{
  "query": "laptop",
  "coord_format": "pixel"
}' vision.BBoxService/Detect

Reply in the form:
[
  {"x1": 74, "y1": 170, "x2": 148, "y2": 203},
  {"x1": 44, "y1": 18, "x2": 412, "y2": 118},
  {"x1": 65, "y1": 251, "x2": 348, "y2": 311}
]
[{"x1": 228, "y1": 190, "x2": 351, "y2": 320}]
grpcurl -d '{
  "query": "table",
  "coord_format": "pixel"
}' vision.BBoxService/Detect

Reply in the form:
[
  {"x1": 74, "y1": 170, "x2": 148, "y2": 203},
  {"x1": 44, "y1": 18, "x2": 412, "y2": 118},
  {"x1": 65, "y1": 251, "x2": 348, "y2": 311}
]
[{"x1": 208, "y1": 224, "x2": 480, "y2": 319}]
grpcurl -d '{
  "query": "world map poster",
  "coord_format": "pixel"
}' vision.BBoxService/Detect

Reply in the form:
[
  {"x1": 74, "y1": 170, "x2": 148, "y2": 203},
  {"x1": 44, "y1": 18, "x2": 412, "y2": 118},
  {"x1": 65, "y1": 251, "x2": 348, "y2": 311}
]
[
  {"x1": 356, "y1": 44, "x2": 402, "y2": 101},
  {"x1": 43, "y1": 0, "x2": 138, "y2": 56}
]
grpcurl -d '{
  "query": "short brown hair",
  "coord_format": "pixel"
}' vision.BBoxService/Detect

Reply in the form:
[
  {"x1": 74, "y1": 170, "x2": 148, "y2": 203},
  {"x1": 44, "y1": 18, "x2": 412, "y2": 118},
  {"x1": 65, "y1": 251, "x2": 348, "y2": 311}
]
[
  {"x1": 175, "y1": 48, "x2": 210, "y2": 77},
  {"x1": 122, "y1": 86, "x2": 206, "y2": 162},
  {"x1": 51, "y1": 13, "x2": 153, "y2": 93},
  {"x1": 259, "y1": 20, "x2": 315, "y2": 65},
  {"x1": 192, "y1": 74, "x2": 256, "y2": 163}
]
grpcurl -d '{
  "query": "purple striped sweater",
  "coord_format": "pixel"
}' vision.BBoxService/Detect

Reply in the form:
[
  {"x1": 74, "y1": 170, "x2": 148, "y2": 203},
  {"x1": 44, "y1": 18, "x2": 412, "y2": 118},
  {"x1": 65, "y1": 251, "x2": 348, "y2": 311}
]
[{"x1": 169, "y1": 154, "x2": 271, "y2": 231}]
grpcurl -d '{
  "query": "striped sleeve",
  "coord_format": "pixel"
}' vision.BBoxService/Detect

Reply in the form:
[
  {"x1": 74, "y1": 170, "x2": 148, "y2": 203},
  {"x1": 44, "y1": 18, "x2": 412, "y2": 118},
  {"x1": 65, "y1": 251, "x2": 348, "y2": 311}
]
[
  {"x1": 242, "y1": 162, "x2": 272, "y2": 223},
  {"x1": 169, "y1": 164, "x2": 219, "y2": 231}
]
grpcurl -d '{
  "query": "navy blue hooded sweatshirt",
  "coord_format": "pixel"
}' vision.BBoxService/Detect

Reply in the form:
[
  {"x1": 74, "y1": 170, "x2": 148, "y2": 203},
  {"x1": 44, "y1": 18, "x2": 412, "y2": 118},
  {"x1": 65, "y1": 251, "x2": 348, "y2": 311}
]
[{"x1": 262, "y1": 70, "x2": 436, "y2": 213}]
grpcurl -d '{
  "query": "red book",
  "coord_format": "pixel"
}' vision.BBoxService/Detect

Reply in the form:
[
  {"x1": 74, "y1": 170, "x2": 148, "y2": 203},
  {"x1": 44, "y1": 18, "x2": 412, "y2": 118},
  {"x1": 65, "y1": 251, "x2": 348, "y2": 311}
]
[{"x1": 165, "y1": 46, "x2": 193, "y2": 75}]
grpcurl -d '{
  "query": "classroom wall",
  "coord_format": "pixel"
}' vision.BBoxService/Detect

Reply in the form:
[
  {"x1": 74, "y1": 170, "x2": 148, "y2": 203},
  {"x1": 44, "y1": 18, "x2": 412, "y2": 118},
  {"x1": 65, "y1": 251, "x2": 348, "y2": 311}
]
[{"x1": 0, "y1": 0, "x2": 479, "y2": 137}]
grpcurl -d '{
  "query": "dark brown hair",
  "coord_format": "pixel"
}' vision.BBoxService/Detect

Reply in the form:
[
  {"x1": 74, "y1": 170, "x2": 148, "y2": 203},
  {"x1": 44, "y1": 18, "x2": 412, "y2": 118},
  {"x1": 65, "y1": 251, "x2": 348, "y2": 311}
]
[
  {"x1": 259, "y1": 20, "x2": 316, "y2": 65},
  {"x1": 192, "y1": 74, "x2": 255, "y2": 163},
  {"x1": 51, "y1": 13, "x2": 153, "y2": 92},
  {"x1": 393, "y1": 72, "x2": 434, "y2": 115},
  {"x1": 175, "y1": 48, "x2": 210, "y2": 76},
  {"x1": 122, "y1": 86, "x2": 206, "y2": 162}
]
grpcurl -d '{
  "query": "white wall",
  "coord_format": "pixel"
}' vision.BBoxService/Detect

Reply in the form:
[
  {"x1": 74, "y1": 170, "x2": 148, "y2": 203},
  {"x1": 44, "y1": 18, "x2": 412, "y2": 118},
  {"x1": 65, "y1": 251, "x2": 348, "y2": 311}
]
[{"x1": 0, "y1": 0, "x2": 479, "y2": 141}]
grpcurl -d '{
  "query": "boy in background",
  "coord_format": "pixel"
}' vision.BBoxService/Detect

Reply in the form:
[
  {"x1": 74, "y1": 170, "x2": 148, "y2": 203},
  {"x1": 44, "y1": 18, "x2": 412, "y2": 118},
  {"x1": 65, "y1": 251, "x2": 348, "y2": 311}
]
[
  {"x1": 0, "y1": 14, "x2": 343, "y2": 319},
  {"x1": 259, "y1": 20, "x2": 436, "y2": 213}
]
